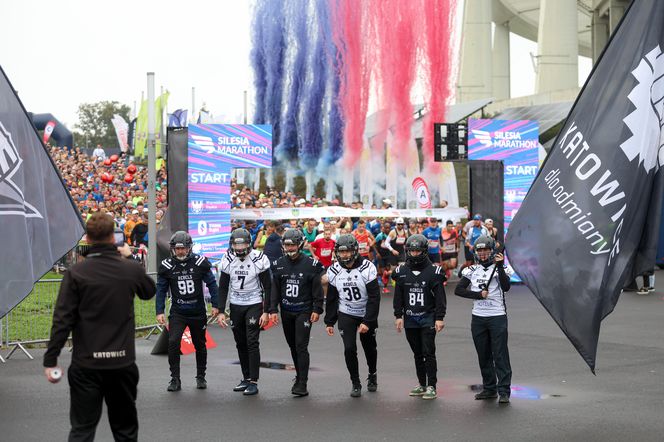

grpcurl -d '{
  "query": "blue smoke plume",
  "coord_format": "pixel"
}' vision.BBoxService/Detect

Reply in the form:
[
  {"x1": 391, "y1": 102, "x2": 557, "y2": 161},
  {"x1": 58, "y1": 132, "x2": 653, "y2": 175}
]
[
  {"x1": 275, "y1": 0, "x2": 309, "y2": 162},
  {"x1": 264, "y1": 1, "x2": 287, "y2": 150},
  {"x1": 300, "y1": 0, "x2": 330, "y2": 168},
  {"x1": 321, "y1": 55, "x2": 344, "y2": 169},
  {"x1": 251, "y1": 0, "x2": 268, "y2": 124}
]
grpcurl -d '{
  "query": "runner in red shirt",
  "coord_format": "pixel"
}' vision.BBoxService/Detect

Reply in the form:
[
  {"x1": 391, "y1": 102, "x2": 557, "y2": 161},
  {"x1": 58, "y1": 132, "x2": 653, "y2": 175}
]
[{"x1": 309, "y1": 229, "x2": 336, "y2": 268}]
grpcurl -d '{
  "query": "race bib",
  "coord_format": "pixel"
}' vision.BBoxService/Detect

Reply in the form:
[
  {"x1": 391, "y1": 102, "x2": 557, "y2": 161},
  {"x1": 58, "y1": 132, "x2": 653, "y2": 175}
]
[
  {"x1": 396, "y1": 237, "x2": 406, "y2": 245},
  {"x1": 321, "y1": 249, "x2": 332, "y2": 257},
  {"x1": 443, "y1": 243, "x2": 456, "y2": 253},
  {"x1": 359, "y1": 242, "x2": 369, "y2": 252},
  {"x1": 428, "y1": 240, "x2": 439, "y2": 249}
]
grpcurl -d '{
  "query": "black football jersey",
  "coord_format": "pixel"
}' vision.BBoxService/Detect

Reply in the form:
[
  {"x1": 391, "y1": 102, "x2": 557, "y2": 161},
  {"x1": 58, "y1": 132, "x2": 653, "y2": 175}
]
[
  {"x1": 271, "y1": 255, "x2": 325, "y2": 313},
  {"x1": 158, "y1": 254, "x2": 212, "y2": 315},
  {"x1": 392, "y1": 263, "x2": 446, "y2": 327}
]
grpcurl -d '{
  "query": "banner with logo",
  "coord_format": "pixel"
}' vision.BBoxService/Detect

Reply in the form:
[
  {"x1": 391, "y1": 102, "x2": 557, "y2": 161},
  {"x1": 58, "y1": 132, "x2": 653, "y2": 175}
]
[
  {"x1": 506, "y1": 0, "x2": 664, "y2": 372},
  {"x1": 412, "y1": 177, "x2": 432, "y2": 208},
  {"x1": 0, "y1": 66, "x2": 85, "y2": 318},
  {"x1": 468, "y1": 119, "x2": 540, "y2": 230},
  {"x1": 188, "y1": 124, "x2": 273, "y2": 258},
  {"x1": 42, "y1": 120, "x2": 56, "y2": 144},
  {"x1": 229, "y1": 206, "x2": 467, "y2": 221}
]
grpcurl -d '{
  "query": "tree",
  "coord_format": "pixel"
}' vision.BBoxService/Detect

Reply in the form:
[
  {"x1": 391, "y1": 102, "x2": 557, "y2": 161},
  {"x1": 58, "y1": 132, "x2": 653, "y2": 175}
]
[{"x1": 73, "y1": 101, "x2": 131, "y2": 148}]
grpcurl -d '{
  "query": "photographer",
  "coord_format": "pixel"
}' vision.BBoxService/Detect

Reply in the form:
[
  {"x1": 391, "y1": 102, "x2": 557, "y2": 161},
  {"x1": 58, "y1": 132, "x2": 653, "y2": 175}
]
[
  {"x1": 43, "y1": 212, "x2": 156, "y2": 441},
  {"x1": 454, "y1": 235, "x2": 513, "y2": 404}
]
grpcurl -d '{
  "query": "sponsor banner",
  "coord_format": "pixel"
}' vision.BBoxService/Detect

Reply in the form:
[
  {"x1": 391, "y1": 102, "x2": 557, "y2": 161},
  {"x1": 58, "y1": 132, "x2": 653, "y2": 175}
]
[
  {"x1": 412, "y1": 177, "x2": 432, "y2": 208},
  {"x1": 188, "y1": 124, "x2": 272, "y2": 169},
  {"x1": 230, "y1": 206, "x2": 468, "y2": 221},
  {"x1": 110, "y1": 114, "x2": 129, "y2": 152},
  {"x1": 42, "y1": 120, "x2": 56, "y2": 144},
  {"x1": 468, "y1": 119, "x2": 540, "y2": 229},
  {"x1": 188, "y1": 124, "x2": 273, "y2": 257}
]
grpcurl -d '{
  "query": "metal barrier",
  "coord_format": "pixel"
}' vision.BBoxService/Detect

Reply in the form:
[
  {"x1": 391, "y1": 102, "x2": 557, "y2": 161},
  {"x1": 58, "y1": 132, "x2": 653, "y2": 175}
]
[{"x1": 2, "y1": 272, "x2": 162, "y2": 361}]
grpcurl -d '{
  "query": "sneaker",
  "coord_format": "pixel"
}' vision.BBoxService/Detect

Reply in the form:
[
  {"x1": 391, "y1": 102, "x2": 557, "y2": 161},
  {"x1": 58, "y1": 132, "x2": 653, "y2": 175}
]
[
  {"x1": 292, "y1": 381, "x2": 309, "y2": 397},
  {"x1": 167, "y1": 377, "x2": 181, "y2": 392},
  {"x1": 647, "y1": 286, "x2": 655, "y2": 292},
  {"x1": 350, "y1": 383, "x2": 362, "y2": 398},
  {"x1": 498, "y1": 394, "x2": 510, "y2": 404},
  {"x1": 382, "y1": 287, "x2": 390, "y2": 294},
  {"x1": 474, "y1": 390, "x2": 497, "y2": 400},
  {"x1": 636, "y1": 287, "x2": 650, "y2": 295},
  {"x1": 243, "y1": 382, "x2": 259, "y2": 395},
  {"x1": 367, "y1": 373, "x2": 377, "y2": 392},
  {"x1": 409, "y1": 385, "x2": 426, "y2": 396},
  {"x1": 233, "y1": 379, "x2": 251, "y2": 392},
  {"x1": 422, "y1": 386, "x2": 437, "y2": 400},
  {"x1": 196, "y1": 376, "x2": 207, "y2": 390}
]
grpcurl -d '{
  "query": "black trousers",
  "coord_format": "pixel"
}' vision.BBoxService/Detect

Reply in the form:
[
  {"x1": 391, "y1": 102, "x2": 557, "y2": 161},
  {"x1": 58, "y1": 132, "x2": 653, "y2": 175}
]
[
  {"x1": 230, "y1": 302, "x2": 263, "y2": 381},
  {"x1": 471, "y1": 314, "x2": 512, "y2": 396},
  {"x1": 67, "y1": 363, "x2": 139, "y2": 442},
  {"x1": 405, "y1": 326, "x2": 437, "y2": 388},
  {"x1": 337, "y1": 312, "x2": 378, "y2": 383},
  {"x1": 281, "y1": 310, "x2": 313, "y2": 382},
  {"x1": 168, "y1": 312, "x2": 207, "y2": 378}
]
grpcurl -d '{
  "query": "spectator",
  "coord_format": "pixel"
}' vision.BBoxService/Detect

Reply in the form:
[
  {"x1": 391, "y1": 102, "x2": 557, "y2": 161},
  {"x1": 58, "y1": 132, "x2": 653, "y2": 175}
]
[
  {"x1": 131, "y1": 215, "x2": 148, "y2": 247},
  {"x1": 263, "y1": 221, "x2": 285, "y2": 263},
  {"x1": 92, "y1": 144, "x2": 106, "y2": 160}
]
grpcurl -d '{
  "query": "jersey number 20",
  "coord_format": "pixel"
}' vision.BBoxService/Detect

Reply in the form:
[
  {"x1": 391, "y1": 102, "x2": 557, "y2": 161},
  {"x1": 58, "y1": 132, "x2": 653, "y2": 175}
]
[{"x1": 286, "y1": 284, "x2": 299, "y2": 298}]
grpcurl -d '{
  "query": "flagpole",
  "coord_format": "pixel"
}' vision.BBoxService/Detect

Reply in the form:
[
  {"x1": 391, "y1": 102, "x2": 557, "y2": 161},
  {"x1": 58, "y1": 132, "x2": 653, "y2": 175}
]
[
  {"x1": 147, "y1": 73, "x2": 157, "y2": 274},
  {"x1": 191, "y1": 87, "x2": 196, "y2": 124}
]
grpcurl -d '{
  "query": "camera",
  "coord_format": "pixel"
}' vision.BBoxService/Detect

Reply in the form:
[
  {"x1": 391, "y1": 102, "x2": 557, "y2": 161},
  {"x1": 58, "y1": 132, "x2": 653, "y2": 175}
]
[{"x1": 113, "y1": 229, "x2": 126, "y2": 247}]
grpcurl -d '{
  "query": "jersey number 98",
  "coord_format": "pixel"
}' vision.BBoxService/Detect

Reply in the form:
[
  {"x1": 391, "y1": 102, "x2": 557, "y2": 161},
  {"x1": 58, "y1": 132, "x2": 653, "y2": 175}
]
[{"x1": 178, "y1": 280, "x2": 195, "y2": 295}]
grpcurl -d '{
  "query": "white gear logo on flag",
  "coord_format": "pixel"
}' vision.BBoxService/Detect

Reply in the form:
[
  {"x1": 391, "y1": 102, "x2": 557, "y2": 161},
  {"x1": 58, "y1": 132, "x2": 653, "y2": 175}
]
[
  {"x1": 0, "y1": 122, "x2": 42, "y2": 218},
  {"x1": 621, "y1": 45, "x2": 664, "y2": 172}
]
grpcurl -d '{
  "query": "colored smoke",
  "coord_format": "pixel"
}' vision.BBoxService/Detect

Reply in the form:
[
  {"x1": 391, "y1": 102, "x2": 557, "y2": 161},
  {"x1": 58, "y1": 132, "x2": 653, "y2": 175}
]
[
  {"x1": 423, "y1": 0, "x2": 456, "y2": 172},
  {"x1": 264, "y1": 1, "x2": 287, "y2": 150},
  {"x1": 250, "y1": 0, "x2": 268, "y2": 124},
  {"x1": 300, "y1": 0, "x2": 330, "y2": 169},
  {"x1": 331, "y1": 0, "x2": 371, "y2": 167},
  {"x1": 276, "y1": 0, "x2": 309, "y2": 162}
]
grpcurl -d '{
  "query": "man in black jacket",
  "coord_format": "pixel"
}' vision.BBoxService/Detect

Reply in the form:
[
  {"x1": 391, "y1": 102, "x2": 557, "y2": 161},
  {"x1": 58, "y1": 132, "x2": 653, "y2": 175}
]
[
  {"x1": 44, "y1": 212, "x2": 156, "y2": 441},
  {"x1": 393, "y1": 234, "x2": 446, "y2": 400},
  {"x1": 269, "y1": 229, "x2": 325, "y2": 397},
  {"x1": 454, "y1": 235, "x2": 513, "y2": 404},
  {"x1": 324, "y1": 234, "x2": 381, "y2": 398}
]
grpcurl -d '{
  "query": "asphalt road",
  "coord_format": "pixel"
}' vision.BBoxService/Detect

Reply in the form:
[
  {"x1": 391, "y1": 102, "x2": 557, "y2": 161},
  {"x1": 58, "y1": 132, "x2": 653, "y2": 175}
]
[{"x1": 1, "y1": 277, "x2": 663, "y2": 441}]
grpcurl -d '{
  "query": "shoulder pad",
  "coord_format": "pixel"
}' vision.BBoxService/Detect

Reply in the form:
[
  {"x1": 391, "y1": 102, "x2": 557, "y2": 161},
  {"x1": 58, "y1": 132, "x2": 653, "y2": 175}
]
[
  {"x1": 461, "y1": 266, "x2": 475, "y2": 279},
  {"x1": 160, "y1": 257, "x2": 174, "y2": 270},
  {"x1": 193, "y1": 254, "x2": 208, "y2": 267}
]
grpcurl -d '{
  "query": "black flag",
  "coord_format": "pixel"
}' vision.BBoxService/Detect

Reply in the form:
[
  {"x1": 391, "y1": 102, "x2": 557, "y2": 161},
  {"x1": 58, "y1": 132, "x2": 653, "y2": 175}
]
[
  {"x1": 506, "y1": 0, "x2": 664, "y2": 372},
  {"x1": 0, "y1": 66, "x2": 85, "y2": 318}
]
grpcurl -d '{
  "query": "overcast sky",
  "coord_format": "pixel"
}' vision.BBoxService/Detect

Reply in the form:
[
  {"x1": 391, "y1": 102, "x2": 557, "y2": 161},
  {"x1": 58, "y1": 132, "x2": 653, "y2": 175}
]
[{"x1": 1, "y1": 0, "x2": 591, "y2": 129}]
